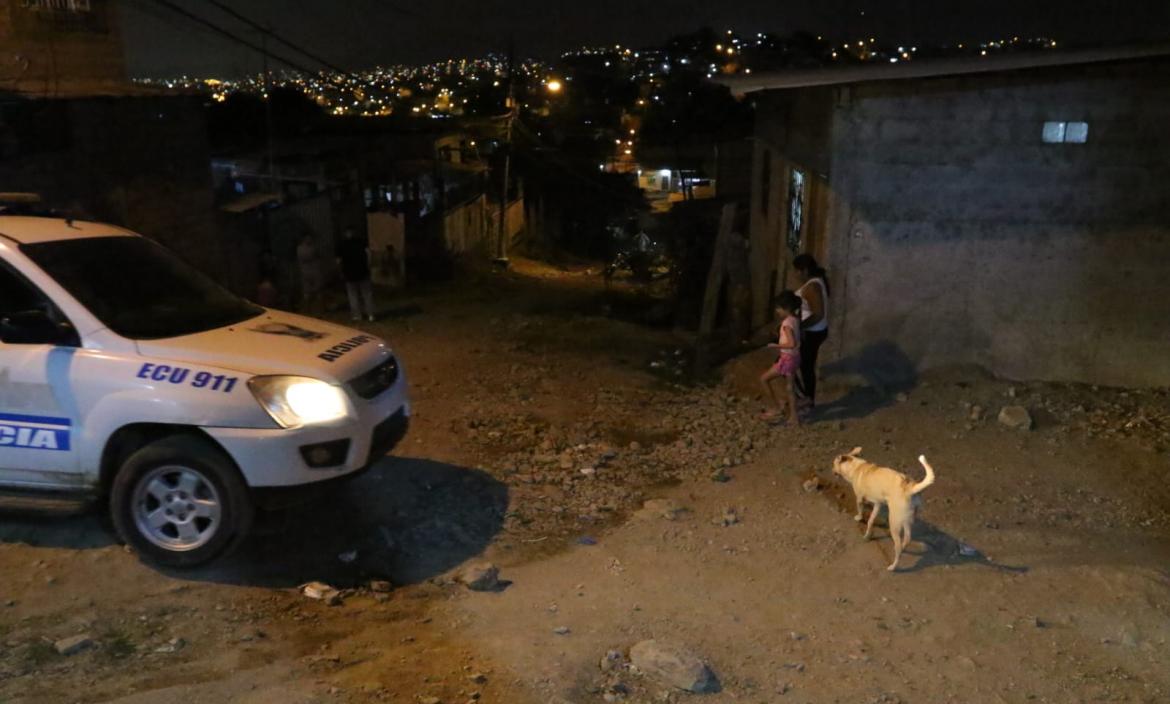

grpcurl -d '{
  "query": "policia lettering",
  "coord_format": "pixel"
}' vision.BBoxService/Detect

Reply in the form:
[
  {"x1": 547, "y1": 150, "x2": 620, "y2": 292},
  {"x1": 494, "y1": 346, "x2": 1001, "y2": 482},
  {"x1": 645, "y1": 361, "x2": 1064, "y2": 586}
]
[
  {"x1": 318, "y1": 335, "x2": 373, "y2": 363},
  {"x1": 0, "y1": 413, "x2": 71, "y2": 451}
]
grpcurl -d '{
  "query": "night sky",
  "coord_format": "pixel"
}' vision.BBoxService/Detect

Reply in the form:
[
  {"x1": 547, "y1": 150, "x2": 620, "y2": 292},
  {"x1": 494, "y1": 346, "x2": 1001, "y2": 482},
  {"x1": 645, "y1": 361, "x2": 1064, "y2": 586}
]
[{"x1": 120, "y1": 0, "x2": 1170, "y2": 76}]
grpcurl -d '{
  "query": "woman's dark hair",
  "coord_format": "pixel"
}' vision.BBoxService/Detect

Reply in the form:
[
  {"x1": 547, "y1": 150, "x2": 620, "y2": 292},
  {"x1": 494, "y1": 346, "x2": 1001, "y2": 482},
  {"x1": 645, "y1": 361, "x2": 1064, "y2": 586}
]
[
  {"x1": 774, "y1": 290, "x2": 802, "y2": 314},
  {"x1": 793, "y1": 253, "x2": 830, "y2": 296}
]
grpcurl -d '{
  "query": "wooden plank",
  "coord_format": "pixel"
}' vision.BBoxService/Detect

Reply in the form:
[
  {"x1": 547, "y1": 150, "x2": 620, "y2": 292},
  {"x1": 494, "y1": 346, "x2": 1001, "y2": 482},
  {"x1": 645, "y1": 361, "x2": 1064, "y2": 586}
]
[{"x1": 698, "y1": 202, "x2": 738, "y2": 336}]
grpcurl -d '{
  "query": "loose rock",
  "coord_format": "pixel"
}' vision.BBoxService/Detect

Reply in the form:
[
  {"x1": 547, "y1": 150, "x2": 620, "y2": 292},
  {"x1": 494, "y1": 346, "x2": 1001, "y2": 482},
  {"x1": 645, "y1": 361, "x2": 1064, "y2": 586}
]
[
  {"x1": 998, "y1": 405, "x2": 1034, "y2": 430},
  {"x1": 715, "y1": 507, "x2": 740, "y2": 527},
  {"x1": 458, "y1": 563, "x2": 500, "y2": 592},
  {"x1": 600, "y1": 649, "x2": 626, "y2": 672},
  {"x1": 629, "y1": 639, "x2": 720, "y2": 694},
  {"x1": 154, "y1": 637, "x2": 185, "y2": 654},
  {"x1": 301, "y1": 582, "x2": 343, "y2": 606},
  {"x1": 367, "y1": 580, "x2": 394, "y2": 593},
  {"x1": 54, "y1": 634, "x2": 94, "y2": 656}
]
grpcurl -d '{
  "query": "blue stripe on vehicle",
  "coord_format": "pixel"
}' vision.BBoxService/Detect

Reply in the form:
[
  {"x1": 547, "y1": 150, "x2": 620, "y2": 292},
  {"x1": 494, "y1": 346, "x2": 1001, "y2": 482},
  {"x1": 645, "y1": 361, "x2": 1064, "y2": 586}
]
[{"x1": 0, "y1": 412, "x2": 72, "y2": 427}]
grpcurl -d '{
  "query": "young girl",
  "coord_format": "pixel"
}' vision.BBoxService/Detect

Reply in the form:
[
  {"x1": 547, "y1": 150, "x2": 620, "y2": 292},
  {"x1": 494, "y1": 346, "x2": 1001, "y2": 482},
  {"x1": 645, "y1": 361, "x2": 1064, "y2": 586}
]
[{"x1": 760, "y1": 290, "x2": 802, "y2": 425}]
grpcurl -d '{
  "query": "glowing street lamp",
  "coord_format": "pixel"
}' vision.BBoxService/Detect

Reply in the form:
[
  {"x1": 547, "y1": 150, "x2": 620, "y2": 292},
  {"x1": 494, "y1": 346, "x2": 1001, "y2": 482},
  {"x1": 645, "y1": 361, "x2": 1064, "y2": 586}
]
[{"x1": 546, "y1": 79, "x2": 563, "y2": 93}]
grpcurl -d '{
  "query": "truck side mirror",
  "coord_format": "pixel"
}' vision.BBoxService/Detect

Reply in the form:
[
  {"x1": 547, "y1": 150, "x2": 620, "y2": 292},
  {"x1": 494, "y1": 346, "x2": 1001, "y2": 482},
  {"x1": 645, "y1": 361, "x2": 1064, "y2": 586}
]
[{"x1": 0, "y1": 309, "x2": 80, "y2": 347}]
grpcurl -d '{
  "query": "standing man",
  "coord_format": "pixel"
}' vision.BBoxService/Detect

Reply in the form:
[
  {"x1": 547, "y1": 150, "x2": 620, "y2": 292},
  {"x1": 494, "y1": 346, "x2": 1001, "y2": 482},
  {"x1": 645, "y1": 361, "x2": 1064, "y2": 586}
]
[{"x1": 335, "y1": 227, "x2": 375, "y2": 322}]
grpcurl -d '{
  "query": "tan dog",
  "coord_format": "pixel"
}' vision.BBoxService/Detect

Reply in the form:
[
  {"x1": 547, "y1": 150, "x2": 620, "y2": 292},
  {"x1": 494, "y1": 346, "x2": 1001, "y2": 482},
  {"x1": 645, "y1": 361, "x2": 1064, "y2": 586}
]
[{"x1": 831, "y1": 447, "x2": 936, "y2": 571}]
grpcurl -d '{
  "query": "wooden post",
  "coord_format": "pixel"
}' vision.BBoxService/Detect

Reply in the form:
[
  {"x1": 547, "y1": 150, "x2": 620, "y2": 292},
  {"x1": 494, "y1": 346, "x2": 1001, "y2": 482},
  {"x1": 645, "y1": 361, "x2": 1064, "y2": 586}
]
[{"x1": 698, "y1": 202, "x2": 738, "y2": 336}]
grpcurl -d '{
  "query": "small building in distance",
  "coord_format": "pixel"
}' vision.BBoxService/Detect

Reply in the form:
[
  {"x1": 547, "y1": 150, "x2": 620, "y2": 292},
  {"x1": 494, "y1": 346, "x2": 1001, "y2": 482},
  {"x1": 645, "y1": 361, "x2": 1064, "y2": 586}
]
[{"x1": 722, "y1": 44, "x2": 1170, "y2": 388}]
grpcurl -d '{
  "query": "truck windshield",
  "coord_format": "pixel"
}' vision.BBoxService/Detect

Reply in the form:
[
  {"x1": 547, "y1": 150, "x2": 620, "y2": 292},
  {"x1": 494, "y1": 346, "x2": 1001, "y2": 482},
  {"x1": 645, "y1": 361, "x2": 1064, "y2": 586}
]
[{"x1": 22, "y1": 236, "x2": 264, "y2": 340}]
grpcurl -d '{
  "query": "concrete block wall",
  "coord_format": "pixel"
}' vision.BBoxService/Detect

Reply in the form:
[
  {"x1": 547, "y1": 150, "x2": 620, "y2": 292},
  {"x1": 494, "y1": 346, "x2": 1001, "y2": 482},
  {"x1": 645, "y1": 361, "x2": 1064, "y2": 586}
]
[{"x1": 823, "y1": 60, "x2": 1170, "y2": 387}]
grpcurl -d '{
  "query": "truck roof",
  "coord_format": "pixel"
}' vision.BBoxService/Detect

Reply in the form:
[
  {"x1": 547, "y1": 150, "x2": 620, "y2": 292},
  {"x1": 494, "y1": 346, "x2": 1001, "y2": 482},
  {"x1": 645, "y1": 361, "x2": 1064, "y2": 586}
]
[{"x1": 0, "y1": 216, "x2": 136, "y2": 245}]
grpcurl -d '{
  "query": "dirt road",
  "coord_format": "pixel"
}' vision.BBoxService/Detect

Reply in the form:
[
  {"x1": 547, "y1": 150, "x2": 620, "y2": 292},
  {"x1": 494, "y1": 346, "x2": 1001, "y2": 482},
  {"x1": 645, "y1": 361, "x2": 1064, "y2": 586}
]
[{"x1": 2, "y1": 261, "x2": 1168, "y2": 704}]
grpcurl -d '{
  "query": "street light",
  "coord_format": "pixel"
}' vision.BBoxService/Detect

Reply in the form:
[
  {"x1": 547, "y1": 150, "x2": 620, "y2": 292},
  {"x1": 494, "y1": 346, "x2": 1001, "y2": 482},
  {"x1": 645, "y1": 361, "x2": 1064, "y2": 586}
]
[{"x1": 546, "y1": 79, "x2": 563, "y2": 93}]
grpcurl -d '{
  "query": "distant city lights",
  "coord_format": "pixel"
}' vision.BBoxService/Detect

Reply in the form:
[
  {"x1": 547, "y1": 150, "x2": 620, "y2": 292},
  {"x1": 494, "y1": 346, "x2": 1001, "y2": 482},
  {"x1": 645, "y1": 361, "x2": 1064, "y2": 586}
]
[{"x1": 134, "y1": 31, "x2": 1067, "y2": 119}]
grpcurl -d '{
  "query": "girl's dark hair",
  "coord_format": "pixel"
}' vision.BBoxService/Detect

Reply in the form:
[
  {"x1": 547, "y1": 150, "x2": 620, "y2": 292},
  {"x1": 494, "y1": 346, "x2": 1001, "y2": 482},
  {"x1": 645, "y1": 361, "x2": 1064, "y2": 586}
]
[
  {"x1": 793, "y1": 253, "x2": 831, "y2": 296},
  {"x1": 774, "y1": 290, "x2": 802, "y2": 314}
]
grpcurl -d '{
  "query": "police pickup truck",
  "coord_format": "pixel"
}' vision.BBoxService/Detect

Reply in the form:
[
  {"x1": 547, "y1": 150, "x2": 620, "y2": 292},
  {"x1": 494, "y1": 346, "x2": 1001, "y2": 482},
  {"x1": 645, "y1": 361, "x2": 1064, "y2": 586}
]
[{"x1": 0, "y1": 215, "x2": 409, "y2": 566}]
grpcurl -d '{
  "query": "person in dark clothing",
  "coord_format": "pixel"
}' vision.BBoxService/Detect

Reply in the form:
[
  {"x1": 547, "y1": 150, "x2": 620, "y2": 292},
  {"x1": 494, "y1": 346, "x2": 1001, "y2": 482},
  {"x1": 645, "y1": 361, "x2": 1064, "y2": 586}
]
[
  {"x1": 793, "y1": 253, "x2": 830, "y2": 408},
  {"x1": 335, "y1": 227, "x2": 375, "y2": 322}
]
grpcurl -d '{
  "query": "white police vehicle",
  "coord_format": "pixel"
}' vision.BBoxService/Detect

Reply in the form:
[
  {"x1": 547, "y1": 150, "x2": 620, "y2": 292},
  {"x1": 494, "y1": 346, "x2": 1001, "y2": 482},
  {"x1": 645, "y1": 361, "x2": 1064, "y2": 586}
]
[{"x1": 0, "y1": 215, "x2": 409, "y2": 566}]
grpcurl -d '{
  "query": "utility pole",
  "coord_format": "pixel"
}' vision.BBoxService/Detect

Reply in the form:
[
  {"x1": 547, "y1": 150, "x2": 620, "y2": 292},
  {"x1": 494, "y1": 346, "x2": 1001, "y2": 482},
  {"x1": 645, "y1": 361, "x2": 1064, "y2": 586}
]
[
  {"x1": 494, "y1": 37, "x2": 515, "y2": 268},
  {"x1": 262, "y1": 31, "x2": 275, "y2": 192}
]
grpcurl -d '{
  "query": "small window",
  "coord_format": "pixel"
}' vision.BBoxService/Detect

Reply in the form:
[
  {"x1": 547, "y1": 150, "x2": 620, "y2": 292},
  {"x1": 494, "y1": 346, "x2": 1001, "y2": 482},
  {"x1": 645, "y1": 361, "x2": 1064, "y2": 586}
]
[
  {"x1": 1065, "y1": 122, "x2": 1089, "y2": 144},
  {"x1": 787, "y1": 169, "x2": 805, "y2": 253},
  {"x1": 1042, "y1": 121, "x2": 1066, "y2": 143},
  {"x1": 1043, "y1": 121, "x2": 1089, "y2": 144}
]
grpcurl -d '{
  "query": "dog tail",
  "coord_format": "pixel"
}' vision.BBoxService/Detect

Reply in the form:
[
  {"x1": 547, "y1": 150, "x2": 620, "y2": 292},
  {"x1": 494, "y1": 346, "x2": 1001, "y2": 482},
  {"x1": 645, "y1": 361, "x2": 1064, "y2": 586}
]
[{"x1": 910, "y1": 455, "x2": 936, "y2": 495}]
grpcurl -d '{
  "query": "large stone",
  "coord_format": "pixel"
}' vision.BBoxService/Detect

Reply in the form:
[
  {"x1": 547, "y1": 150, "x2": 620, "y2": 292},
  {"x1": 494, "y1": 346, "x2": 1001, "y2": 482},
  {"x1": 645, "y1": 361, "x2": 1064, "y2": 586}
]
[
  {"x1": 998, "y1": 406, "x2": 1034, "y2": 430},
  {"x1": 629, "y1": 640, "x2": 720, "y2": 694}
]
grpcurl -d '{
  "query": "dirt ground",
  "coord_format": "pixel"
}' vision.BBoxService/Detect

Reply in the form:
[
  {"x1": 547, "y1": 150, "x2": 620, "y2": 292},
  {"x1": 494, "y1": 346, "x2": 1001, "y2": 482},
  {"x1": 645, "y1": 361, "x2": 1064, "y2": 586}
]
[{"x1": 2, "y1": 259, "x2": 1169, "y2": 704}]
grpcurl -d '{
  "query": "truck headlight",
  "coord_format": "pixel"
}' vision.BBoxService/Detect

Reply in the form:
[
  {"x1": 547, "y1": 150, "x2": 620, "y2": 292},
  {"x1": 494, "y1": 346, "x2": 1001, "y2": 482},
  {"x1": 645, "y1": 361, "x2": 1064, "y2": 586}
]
[{"x1": 248, "y1": 376, "x2": 351, "y2": 428}]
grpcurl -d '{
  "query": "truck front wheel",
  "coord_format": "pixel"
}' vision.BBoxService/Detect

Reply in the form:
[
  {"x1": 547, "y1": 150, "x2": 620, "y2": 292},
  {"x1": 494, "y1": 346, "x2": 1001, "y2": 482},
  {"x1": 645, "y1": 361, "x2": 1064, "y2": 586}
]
[{"x1": 110, "y1": 434, "x2": 253, "y2": 568}]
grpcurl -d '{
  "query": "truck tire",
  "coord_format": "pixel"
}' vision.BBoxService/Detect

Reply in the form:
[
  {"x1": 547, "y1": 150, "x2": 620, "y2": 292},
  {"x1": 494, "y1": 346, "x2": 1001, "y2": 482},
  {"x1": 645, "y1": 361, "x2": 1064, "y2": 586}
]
[{"x1": 110, "y1": 434, "x2": 253, "y2": 568}]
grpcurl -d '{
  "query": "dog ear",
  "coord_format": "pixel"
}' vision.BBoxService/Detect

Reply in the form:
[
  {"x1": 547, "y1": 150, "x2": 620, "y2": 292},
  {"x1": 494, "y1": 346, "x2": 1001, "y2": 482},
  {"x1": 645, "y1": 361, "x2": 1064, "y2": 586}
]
[{"x1": 848, "y1": 446, "x2": 862, "y2": 456}]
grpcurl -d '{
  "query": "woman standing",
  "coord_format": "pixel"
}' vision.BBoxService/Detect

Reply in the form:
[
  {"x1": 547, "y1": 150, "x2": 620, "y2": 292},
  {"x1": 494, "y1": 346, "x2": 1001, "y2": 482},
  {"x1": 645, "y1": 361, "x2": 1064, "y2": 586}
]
[{"x1": 793, "y1": 253, "x2": 830, "y2": 408}]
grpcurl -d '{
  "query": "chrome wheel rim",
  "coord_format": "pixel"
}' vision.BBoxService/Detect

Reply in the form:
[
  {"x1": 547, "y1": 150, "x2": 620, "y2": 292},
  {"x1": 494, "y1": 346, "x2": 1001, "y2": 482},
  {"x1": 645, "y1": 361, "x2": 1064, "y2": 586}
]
[{"x1": 132, "y1": 465, "x2": 222, "y2": 552}]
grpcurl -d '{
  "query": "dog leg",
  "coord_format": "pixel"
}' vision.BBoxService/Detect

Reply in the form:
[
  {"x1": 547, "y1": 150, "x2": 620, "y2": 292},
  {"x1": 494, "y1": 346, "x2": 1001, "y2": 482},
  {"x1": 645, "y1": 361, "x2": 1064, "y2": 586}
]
[
  {"x1": 887, "y1": 530, "x2": 903, "y2": 571},
  {"x1": 854, "y1": 495, "x2": 865, "y2": 522},
  {"x1": 887, "y1": 509, "x2": 906, "y2": 571},
  {"x1": 863, "y1": 502, "x2": 881, "y2": 540}
]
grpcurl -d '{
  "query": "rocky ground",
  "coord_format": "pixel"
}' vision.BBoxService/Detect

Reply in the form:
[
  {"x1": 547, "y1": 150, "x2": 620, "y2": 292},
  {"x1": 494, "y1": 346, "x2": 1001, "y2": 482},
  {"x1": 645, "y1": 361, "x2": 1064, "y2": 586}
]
[{"x1": 1, "y1": 259, "x2": 1168, "y2": 704}]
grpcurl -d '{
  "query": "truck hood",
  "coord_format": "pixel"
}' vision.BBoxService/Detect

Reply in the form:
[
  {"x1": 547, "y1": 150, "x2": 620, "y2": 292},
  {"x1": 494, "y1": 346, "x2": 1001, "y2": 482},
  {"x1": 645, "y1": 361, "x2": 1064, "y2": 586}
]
[{"x1": 134, "y1": 310, "x2": 393, "y2": 383}]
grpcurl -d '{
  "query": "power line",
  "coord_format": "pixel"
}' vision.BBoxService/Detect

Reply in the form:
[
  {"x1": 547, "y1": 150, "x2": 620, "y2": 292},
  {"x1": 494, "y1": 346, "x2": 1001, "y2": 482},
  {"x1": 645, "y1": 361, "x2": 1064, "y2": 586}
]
[
  {"x1": 203, "y1": 0, "x2": 366, "y2": 85},
  {"x1": 141, "y1": 0, "x2": 322, "y2": 78},
  {"x1": 142, "y1": 0, "x2": 373, "y2": 101}
]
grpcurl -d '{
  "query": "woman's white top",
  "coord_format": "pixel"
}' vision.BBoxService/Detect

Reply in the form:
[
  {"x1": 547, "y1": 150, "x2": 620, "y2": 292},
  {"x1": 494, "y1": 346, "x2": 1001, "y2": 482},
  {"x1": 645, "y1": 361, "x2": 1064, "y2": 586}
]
[{"x1": 797, "y1": 278, "x2": 829, "y2": 333}]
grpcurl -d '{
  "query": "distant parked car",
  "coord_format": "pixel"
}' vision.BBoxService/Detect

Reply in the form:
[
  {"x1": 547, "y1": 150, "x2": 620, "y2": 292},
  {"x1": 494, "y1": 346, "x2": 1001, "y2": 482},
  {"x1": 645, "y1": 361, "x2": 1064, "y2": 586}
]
[{"x1": 0, "y1": 215, "x2": 410, "y2": 566}]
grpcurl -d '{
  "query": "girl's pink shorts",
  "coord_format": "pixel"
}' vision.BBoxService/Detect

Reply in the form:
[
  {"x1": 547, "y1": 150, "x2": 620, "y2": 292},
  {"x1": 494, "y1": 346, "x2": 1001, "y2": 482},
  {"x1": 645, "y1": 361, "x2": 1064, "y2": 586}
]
[{"x1": 771, "y1": 353, "x2": 801, "y2": 377}]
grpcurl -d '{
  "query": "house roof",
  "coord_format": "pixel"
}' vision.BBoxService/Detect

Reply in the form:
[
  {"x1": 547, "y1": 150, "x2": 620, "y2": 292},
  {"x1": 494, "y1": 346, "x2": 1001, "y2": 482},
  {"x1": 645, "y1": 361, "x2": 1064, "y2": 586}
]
[
  {"x1": 218, "y1": 193, "x2": 283, "y2": 214},
  {"x1": 716, "y1": 43, "x2": 1170, "y2": 95}
]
